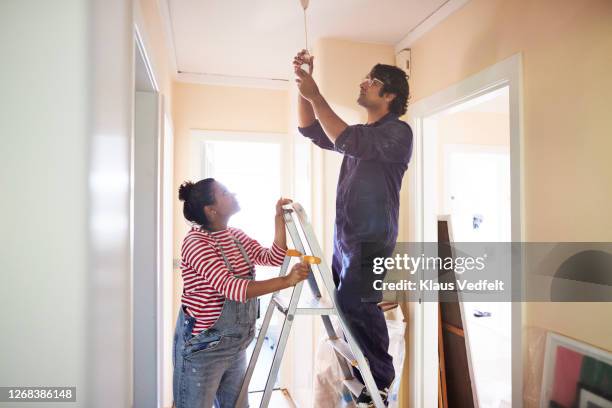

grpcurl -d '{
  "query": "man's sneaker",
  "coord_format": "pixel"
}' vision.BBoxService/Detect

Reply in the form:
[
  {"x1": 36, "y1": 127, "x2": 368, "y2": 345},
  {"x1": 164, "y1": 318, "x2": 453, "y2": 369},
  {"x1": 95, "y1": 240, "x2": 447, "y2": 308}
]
[{"x1": 355, "y1": 386, "x2": 389, "y2": 407}]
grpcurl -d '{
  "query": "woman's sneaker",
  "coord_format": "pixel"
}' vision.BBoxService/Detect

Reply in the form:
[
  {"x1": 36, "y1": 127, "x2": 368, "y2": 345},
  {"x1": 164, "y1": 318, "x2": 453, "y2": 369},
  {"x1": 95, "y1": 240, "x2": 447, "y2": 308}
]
[{"x1": 356, "y1": 386, "x2": 389, "y2": 407}]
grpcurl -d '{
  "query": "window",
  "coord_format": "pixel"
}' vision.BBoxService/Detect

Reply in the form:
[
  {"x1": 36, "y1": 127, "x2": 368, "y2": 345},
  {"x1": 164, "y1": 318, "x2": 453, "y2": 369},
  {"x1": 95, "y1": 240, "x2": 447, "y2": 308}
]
[{"x1": 201, "y1": 140, "x2": 281, "y2": 245}]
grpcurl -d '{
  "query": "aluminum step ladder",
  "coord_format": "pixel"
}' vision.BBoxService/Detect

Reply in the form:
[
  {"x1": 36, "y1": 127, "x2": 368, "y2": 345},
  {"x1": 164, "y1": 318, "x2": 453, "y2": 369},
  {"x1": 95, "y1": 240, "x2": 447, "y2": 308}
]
[{"x1": 237, "y1": 202, "x2": 386, "y2": 408}]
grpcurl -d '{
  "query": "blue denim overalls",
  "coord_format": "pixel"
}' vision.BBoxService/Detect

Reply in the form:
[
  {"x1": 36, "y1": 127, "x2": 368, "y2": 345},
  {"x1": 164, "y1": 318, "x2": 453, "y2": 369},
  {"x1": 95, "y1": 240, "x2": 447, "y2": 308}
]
[{"x1": 173, "y1": 230, "x2": 258, "y2": 408}]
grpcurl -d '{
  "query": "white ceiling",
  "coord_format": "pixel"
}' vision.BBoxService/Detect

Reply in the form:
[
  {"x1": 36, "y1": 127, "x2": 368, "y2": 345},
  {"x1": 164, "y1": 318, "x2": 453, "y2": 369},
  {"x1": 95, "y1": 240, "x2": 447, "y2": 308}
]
[{"x1": 166, "y1": 0, "x2": 452, "y2": 83}]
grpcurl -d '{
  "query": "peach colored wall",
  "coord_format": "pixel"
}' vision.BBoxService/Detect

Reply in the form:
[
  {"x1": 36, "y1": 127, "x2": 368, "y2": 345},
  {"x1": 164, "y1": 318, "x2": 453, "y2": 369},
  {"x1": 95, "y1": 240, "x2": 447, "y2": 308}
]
[
  {"x1": 436, "y1": 111, "x2": 510, "y2": 210},
  {"x1": 409, "y1": 0, "x2": 612, "y2": 405},
  {"x1": 411, "y1": 0, "x2": 612, "y2": 238},
  {"x1": 437, "y1": 111, "x2": 509, "y2": 147},
  {"x1": 171, "y1": 81, "x2": 289, "y2": 307}
]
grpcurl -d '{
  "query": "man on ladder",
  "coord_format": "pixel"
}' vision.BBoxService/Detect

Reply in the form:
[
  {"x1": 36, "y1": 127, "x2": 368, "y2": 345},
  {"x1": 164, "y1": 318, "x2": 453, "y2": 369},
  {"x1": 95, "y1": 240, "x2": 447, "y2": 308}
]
[{"x1": 293, "y1": 50, "x2": 413, "y2": 407}]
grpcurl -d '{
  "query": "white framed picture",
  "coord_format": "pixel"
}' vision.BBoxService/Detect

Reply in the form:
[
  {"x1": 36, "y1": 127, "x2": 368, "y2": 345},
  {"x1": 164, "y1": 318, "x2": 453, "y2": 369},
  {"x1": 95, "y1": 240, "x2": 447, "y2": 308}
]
[
  {"x1": 579, "y1": 388, "x2": 612, "y2": 408},
  {"x1": 540, "y1": 332, "x2": 612, "y2": 408}
]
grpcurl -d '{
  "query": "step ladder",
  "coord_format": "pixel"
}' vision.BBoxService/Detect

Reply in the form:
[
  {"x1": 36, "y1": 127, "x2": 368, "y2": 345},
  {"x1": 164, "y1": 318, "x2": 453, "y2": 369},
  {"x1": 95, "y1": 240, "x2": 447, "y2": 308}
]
[{"x1": 237, "y1": 202, "x2": 387, "y2": 408}]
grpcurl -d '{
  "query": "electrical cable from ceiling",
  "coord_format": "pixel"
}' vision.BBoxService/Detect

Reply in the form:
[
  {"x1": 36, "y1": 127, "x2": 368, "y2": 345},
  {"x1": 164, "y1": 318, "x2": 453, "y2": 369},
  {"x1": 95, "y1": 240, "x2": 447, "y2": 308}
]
[{"x1": 299, "y1": 0, "x2": 312, "y2": 72}]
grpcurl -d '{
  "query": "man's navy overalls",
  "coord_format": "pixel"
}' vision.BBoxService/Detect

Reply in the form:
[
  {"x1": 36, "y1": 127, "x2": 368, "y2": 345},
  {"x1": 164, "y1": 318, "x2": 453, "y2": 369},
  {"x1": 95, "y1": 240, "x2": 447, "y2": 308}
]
[{"x1": 299, "y1": 112, "x2": 413, "y2": 390}]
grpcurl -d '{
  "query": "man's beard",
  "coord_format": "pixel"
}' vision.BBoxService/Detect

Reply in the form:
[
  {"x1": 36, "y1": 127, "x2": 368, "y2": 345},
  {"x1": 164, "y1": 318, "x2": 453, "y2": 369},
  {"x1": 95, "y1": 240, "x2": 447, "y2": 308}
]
[{"x1": 357, "y1": 94, "x2": 367, "y2": 107}]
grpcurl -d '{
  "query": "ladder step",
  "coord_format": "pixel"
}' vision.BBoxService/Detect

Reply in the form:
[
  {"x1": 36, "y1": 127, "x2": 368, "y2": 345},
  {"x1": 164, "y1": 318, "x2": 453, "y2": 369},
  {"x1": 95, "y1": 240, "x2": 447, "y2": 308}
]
[
  {"x1": 271, "y1": 293, "x2": 288, "y2": 314},
  {"x1": 329, "y1": 338, "x2": 358, "y2": 367},
  {"x1": 342, "y1": 378, "x2": 365, "y2": 397},
  {"x1": 271, "y1": 293, "x2": 336, "y2": 316},
  {"x1": 296, "y1": 296, "x2": 336, "y2": 315}
]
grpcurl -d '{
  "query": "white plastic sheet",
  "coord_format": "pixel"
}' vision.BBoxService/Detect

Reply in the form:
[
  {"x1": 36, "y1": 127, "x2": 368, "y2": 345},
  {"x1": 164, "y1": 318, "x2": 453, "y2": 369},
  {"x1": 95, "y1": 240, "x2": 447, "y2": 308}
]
[{"x1": 313, "y1": 317, "x2": 406, "y2": 407}]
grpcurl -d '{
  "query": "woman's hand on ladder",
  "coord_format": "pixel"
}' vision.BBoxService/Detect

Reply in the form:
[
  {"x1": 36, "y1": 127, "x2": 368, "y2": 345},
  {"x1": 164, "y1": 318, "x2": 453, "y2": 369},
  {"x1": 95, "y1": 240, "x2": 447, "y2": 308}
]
[{"x1": 285, "y1": 261, "x2": 310, "y2": 286}]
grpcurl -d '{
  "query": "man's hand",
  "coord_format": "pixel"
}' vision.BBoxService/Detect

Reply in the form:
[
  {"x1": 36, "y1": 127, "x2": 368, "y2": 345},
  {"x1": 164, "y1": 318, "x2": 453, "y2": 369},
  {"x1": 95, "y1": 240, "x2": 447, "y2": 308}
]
[
  {"x1": 294, "y1": 50, "x2": 317, "y2": 128},
  {"x1": 275, "y1": 197, "x2": 293, "y2": 217},
  {"x1": 293, "y1": 49, "x2": 313, "y2": 74},
  {"x1": 295, "y1": 68, "x2": 321, "y2": 102},
  {"x1": 292, "y1": 51, "x2": 347, "y2": 143}
]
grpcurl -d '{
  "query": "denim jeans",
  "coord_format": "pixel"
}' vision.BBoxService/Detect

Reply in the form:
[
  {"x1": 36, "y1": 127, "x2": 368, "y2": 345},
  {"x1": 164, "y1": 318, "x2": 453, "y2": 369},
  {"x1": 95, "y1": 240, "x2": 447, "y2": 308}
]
[{"x1": 173, "y1": 298, "x2": 257, "y2": 408}]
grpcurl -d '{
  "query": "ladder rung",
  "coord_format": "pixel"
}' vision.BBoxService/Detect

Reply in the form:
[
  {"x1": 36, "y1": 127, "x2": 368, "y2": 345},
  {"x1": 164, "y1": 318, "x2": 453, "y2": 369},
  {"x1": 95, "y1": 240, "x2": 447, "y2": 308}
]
[
  {"x1": 342, "y1": 378, "x2": 364, "y2": 397},
  {"x1": 271, "y1": 293, "x2": 288, "y2": 314},
  {"x1": 272, "y1": 294, "x2": 337, "y2": 316},
  {"x1": 296, "y1": 296, "x2": 336, "y2": 315},
  {"x1": 330, "y1": 338, "x2": 358, "y2": 367}
]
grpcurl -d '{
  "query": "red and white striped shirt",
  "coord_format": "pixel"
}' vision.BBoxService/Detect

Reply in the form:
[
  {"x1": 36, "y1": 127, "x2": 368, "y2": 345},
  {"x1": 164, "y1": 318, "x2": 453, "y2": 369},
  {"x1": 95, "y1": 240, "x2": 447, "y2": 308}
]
[{"x1": 180, "y1": 226, "x2": 286, "y2": 336}]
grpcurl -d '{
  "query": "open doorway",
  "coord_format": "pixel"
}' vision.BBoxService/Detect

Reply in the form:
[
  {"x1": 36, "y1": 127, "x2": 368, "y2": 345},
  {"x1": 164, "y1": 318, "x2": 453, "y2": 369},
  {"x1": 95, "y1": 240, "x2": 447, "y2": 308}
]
[
  {"x1": 190, "y1": 130, "x2": 298, "y2": 404},
  {"x1": 407, "y1": 55, "x2": 523, "y2": 408},
  {"x1": 427, "y1": 87, "x2": 512, "y2": 408}
]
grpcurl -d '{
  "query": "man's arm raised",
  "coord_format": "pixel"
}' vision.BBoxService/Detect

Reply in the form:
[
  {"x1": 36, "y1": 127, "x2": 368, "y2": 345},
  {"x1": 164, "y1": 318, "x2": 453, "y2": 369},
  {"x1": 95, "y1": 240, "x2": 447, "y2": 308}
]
[
  {"x1": 294, "y1": 67, "x2": 347, "y2": 143},
  {"x1": 307, "y1": 93, "x2": 347, "y2": 143},
  {"x1": 298, "y1": 91, "x2": 316, "y2": 128}
]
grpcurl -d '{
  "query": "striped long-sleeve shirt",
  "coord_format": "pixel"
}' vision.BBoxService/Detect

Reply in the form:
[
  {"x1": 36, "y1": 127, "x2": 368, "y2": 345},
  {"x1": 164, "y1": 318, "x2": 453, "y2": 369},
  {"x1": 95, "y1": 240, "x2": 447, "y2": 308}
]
[{"x1": 180, "y1": 226, "x2": 286, "y2": 336}]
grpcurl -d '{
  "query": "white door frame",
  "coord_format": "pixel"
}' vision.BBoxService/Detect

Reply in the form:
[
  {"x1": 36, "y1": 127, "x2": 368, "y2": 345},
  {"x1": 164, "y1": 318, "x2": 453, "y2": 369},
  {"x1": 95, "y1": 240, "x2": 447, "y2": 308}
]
[
  {"x1": 133, "y1": 18, "x2": 173, "y2": 408},
  {"x1": 406, "y1": 53, "x2": 524, "y2": 408},
  {"x1": 159, "y1": 112, "x2": 175, "y2": 408}
]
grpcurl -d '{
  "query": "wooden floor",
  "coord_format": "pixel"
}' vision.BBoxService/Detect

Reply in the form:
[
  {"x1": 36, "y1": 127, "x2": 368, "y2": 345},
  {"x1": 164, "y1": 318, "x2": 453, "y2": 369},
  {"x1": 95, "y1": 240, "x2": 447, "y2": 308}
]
[{"x1": 167, "y1": 389, "x2": 296, "y2": 408}]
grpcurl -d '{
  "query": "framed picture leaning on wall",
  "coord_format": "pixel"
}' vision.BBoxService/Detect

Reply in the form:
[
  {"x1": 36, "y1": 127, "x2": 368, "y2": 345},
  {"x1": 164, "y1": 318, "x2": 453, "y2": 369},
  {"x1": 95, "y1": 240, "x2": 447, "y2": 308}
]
[{"x1": 540, "y1": 332, "x2": 612, "y2": 408}]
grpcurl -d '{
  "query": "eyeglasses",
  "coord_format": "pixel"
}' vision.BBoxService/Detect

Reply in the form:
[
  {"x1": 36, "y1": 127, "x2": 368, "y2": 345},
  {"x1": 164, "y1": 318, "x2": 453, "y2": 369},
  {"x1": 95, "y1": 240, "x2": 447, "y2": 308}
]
[{"x1": 361, "y1": 77, "x2": 385, "y2": 88}]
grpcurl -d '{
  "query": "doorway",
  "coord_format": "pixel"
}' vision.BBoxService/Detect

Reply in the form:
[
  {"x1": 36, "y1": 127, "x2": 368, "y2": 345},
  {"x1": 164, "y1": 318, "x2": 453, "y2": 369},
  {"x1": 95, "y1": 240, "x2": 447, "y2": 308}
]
[
  {"x1": 407, "y1": 55, "x2": 523, "y2": 408},
  {"x1": 190, "y1": 130, "x2": 295, "y2": 402}
]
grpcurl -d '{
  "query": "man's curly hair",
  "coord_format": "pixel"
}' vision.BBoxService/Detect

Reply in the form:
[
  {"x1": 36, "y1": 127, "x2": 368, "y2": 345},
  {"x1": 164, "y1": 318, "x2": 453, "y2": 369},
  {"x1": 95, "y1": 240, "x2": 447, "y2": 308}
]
[{"x1": 371, "y1": 64, "x2": 410, "y2": 116}]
